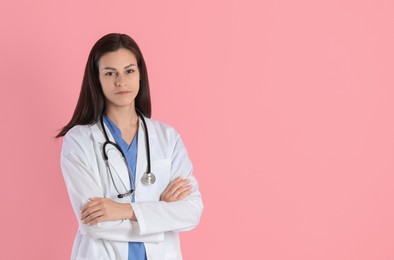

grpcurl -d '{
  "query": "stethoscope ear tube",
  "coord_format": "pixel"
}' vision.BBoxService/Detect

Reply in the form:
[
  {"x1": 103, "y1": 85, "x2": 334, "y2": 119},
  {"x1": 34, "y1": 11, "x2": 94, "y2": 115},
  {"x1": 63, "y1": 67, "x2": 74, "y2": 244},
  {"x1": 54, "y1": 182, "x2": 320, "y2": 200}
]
[{"x1": 137, "y1": 110, "x2": 151, "y2": 174}]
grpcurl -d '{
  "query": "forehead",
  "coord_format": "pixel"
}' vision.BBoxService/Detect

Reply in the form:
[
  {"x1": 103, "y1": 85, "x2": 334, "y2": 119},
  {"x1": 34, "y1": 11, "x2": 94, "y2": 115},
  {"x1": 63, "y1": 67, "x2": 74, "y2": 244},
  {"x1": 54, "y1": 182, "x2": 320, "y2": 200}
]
[{"x1": 98, "y1": 48, "x2": 138, "y2": 68}]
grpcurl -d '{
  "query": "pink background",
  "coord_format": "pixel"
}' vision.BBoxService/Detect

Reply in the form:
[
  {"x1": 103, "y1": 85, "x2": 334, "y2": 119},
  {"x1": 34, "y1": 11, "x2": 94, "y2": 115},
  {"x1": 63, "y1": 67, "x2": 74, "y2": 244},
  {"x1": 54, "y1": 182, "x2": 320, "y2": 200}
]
[{"x1": 1, "y1": 0, "x2": 393, "y2": 259}]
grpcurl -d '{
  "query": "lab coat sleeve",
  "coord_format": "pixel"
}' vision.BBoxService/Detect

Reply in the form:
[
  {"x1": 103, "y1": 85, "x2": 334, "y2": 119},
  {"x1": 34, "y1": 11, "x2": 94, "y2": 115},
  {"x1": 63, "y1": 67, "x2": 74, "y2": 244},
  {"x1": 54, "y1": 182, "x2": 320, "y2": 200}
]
[
  {"x1": 61, "y1": 129, "x2": 163, "y2": 242},
  {"x1": 131, "y1": 130, "x2": 204, "y2": 235}
]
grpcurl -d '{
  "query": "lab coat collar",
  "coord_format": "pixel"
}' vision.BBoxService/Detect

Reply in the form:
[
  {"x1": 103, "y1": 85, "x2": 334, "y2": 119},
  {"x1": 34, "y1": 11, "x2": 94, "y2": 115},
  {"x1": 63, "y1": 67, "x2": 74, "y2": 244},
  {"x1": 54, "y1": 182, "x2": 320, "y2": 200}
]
[{"x1": 90, "y1": 118, "x2": 144, "y2": 144}]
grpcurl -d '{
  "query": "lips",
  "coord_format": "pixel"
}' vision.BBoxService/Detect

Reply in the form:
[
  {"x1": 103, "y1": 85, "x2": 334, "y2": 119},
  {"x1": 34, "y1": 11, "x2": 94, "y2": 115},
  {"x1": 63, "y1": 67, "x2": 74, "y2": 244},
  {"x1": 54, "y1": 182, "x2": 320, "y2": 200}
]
[{"x1": 115, "y1": 91, "x2": 131, "y2": 95}]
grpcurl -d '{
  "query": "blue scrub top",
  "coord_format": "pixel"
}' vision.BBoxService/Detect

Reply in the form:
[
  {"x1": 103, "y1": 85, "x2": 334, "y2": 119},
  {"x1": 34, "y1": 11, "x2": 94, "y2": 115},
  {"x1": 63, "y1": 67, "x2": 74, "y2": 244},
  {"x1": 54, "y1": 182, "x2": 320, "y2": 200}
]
[{"x1": 103, "y1": 115, "x2": 147, "y2": 260}]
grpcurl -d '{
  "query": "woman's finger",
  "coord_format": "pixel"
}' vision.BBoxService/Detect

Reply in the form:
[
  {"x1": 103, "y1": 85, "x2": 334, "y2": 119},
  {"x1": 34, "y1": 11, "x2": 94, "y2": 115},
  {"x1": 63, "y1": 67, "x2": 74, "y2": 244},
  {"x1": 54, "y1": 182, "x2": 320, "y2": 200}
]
[
  {"x1": 83, "y1": 209, "x2": 104, "y2": 224},
  {"x1": 161, "y1": 177, "x2": 185, "y2": 197},
  {"x1": 166, "y1": 177, "x2": 183, "y2": 190},
  {"x1": 80, "y1": 199, "x2": 104, "y2": 217},
  {"x1": 81, "y1": 204, "x2": 102, "y2": 221},
  {"x1": 167, "y1": 179, "x2": 190, "y2": 196},
  {"x1": 85, "y1": 212, "x2": 106, "y2": 225},
  {"x1": 172, "y1": 185, "x2": 192, "y2": 199},
  {"x1": 80, "y1": 198, "x2": 101, "y2": 214},
  {"x1": 162, "y1": 184, "x2": 192, "y2": 202},
  {"x1": 176, "y1": 189, "x2": 193, "y2": 200},
  {"x1": 160, "y1": 177, "x2": 181, "y2": 195}
]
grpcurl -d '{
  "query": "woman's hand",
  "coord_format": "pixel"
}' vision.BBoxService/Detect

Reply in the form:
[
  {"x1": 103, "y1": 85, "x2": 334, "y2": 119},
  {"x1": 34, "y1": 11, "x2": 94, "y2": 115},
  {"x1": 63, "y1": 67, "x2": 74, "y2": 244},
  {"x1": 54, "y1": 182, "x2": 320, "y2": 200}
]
[
  {"x1": 160, "y1": 177, "x2": 192, "y2": 202},
  {"x1": 81, "y1": 178, "x2": 192, "y2": 225},
  {"x1": 80, "y1": 198, "x2": 136, "y2": 226}
]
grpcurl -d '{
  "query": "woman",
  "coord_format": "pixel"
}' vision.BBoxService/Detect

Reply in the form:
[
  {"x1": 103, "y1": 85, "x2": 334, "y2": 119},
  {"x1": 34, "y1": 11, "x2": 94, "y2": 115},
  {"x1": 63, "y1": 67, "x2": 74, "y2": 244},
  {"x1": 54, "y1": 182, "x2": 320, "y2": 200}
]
[{"x1": 57, "y1": 33, "x2": 203, "y2": 260}]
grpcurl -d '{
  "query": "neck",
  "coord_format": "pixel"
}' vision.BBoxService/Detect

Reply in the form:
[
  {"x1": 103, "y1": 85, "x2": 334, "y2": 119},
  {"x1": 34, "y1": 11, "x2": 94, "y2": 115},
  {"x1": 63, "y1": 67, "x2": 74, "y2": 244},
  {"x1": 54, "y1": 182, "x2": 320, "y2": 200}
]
[{"x1": 105, "y1": 105, "x2": 139, "y2": 131}]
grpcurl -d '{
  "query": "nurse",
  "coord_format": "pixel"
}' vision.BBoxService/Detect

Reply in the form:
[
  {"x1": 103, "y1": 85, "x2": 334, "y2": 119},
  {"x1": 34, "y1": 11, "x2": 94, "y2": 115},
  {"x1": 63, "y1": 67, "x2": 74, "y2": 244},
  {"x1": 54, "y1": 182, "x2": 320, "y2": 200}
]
[{"x1": 56, "y1": 33, "x2": 203, "y2": 260}]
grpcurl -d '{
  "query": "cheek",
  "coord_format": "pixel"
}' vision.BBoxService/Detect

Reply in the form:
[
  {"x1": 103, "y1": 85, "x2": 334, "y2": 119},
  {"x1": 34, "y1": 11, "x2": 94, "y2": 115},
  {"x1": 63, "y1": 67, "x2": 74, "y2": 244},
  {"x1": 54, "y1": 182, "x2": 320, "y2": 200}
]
[
  {"x1": 130, "y1": 75, "x2": 140, "y2": 86},
  {"x1": 99, "y1": 78, "x2": 113, "y2": 96}
]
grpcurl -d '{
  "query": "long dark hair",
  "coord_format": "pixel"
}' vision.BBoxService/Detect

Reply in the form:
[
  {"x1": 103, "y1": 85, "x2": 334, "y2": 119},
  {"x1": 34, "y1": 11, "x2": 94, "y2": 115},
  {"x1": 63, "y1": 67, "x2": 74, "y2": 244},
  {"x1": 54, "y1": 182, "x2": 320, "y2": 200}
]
[{"x1": 56, "y1": 33, "x2": 151, "y2": 138}]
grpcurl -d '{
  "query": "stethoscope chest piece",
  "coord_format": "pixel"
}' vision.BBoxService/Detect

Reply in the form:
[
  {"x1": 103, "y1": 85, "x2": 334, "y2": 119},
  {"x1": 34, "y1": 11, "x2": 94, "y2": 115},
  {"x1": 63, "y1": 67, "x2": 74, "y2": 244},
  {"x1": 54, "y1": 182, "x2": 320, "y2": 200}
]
[{"x1": 141, "y1": 172, "x2": 156, "y2": 185}]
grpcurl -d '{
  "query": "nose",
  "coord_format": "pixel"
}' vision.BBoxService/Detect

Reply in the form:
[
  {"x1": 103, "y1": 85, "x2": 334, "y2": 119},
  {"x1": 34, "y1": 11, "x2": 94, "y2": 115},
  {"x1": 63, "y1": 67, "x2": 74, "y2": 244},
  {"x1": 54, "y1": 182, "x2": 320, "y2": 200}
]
[{"x1": 115, "y1": 74, "x2": 126, "y2": 87}]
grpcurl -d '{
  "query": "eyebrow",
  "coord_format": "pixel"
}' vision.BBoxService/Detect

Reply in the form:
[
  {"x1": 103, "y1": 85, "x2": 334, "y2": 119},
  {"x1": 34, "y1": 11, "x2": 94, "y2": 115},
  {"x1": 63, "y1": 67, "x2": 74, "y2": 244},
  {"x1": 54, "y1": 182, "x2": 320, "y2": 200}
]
[{"x1": 102, "y1": 64, "x2": 137, "y2": 70}]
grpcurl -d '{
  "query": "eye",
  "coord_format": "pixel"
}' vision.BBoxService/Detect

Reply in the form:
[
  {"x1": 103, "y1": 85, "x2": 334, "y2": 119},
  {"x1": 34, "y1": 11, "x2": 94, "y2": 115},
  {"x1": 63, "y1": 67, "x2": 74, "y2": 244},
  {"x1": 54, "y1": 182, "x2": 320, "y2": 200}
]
[
  {"x1": 125, "y1": 69, "x2": 135, "y2": 74},
  {"x1": 105, "y1": 71, "x2": 116, "y2": 76}
]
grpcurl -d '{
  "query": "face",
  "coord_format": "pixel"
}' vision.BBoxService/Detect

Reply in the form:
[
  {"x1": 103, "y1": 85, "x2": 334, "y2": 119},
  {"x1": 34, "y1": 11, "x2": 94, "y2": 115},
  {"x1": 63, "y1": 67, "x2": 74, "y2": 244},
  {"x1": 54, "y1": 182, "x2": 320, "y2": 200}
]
[{"x1": 98, "y1": 48, "x2": 140, "y2": 110}]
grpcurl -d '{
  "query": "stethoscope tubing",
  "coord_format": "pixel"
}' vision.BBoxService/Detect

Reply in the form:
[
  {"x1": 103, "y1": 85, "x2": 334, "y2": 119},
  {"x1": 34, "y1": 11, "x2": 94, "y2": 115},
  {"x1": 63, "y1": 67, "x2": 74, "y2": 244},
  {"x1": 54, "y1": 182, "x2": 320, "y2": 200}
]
[
  {"x1": 137, "y1": 112, "x2": 151, "y2": 173},
  {"x1": 100, "y1": 109, "x2": 155, "y2": 198},
  {"x1": 100, "y1": 109, "x2": 151, "y2": 170}
]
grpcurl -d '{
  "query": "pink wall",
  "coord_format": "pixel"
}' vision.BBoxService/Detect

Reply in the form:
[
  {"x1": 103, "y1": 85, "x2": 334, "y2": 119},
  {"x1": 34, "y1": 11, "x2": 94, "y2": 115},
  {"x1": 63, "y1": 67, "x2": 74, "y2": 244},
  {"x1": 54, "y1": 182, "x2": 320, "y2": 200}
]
[{"x1": 1, "y1": 0, "x2": 393, "y2": 259}]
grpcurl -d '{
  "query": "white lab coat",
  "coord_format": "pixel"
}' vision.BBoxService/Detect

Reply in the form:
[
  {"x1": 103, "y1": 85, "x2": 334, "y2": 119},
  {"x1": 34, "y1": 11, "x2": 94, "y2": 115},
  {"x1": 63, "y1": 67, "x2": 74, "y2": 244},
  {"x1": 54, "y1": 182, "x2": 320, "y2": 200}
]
[{"x1": 60, "y1": 117, "x2": 203, "y2": 260}]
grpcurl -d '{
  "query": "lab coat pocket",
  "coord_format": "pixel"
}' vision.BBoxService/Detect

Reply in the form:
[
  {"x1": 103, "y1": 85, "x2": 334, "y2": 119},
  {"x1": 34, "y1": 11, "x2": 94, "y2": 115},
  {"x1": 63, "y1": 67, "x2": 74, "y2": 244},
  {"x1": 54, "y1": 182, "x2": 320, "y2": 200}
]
[
  {"x1": 152, "y1": 158, "x2": 172, "y2": 185},
  {"x1": 137, "y1": 159, "x2": 171, "y2": 201}
]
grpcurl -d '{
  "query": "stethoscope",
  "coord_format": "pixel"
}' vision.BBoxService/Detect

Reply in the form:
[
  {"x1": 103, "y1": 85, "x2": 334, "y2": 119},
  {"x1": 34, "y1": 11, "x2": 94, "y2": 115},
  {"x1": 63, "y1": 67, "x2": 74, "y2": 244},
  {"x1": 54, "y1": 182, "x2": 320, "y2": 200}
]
[{"x1": 100, "y1": 109, "x2": 156, "y2": 198}]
